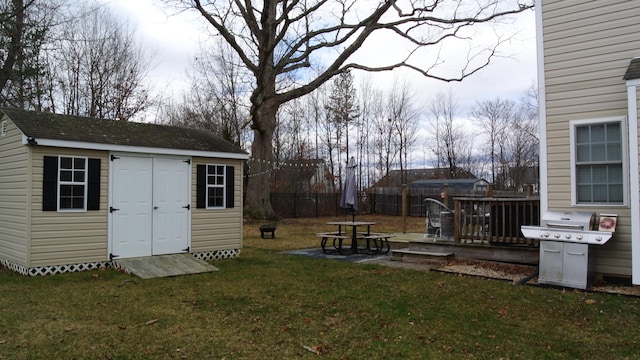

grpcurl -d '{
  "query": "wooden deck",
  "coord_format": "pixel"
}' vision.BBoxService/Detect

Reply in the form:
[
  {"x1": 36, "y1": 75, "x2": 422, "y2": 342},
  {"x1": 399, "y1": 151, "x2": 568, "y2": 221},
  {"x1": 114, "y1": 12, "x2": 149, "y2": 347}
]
[
  {"x1": 114, "y1": 254, "x2": 219, "y2": 279},
  {"x1": 390, "y1": 233, "x2": 539, "y2": 265}
]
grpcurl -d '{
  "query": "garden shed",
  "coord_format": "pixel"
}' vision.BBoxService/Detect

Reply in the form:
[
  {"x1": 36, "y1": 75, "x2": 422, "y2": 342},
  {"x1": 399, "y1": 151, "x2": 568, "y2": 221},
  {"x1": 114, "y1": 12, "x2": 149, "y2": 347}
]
[{"x1": 0, "y1": 108, "x2": 248, "y2": 275}]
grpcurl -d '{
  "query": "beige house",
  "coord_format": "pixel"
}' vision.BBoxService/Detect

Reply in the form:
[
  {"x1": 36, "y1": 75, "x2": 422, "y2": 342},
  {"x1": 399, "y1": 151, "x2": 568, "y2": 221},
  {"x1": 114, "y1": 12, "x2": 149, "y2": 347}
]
[
  {"x1": 536, "y1": 0, "x2": 640, "y2": 283},
  {"x1": 0, "y1": 108, "x2": 248, "y2": 276}
]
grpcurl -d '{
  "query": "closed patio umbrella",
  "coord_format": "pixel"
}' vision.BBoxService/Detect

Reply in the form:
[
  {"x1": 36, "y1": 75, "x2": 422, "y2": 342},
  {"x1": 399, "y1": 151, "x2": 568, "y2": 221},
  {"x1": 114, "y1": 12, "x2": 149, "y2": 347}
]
[{"x1": 340, "y1": 156, "x2": 358, "y2": 222}]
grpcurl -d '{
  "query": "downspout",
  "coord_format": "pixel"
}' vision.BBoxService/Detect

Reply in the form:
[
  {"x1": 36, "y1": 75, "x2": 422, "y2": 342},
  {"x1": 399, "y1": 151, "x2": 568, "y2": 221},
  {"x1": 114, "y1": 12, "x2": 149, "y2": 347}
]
[
  {"x1": 535, "y1": 0, "x2": 548, "y2": 214},
  {"x1": 626, "y1": 76, "x2": 640, "y2": 285}
]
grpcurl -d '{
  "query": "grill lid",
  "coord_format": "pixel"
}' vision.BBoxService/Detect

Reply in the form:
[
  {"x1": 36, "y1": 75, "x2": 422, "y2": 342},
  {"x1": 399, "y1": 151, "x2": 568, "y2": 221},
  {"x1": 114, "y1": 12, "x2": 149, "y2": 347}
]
[{"x1": 541, "y1": 211, "x2": 595, "y2": 230}]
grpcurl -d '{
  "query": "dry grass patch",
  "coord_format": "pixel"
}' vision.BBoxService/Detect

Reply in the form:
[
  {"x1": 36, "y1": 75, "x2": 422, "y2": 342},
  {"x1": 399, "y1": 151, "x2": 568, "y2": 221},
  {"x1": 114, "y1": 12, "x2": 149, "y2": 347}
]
[{"x1": 1, "y1": 216, "x2": 639, "y2": 359}]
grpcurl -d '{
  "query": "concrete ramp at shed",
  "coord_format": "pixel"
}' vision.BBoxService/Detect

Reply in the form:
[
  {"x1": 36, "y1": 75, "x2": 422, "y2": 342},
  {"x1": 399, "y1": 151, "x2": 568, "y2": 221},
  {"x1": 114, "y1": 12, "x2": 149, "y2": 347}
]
[{"x1": 114, "y1": 254, "x2": 219, "y2": 279}]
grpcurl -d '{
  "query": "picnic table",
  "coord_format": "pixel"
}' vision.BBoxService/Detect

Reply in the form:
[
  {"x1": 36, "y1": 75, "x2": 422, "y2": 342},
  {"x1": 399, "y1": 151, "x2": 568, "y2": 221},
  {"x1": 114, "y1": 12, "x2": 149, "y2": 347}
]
[{"x1": 316, "y1": 221, "x2": 393, "y2": 255}]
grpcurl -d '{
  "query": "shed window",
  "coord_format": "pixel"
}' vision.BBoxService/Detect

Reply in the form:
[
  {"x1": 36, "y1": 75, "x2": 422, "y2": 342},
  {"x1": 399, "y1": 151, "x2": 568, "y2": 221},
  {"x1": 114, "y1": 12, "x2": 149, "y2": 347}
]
[
  {"x1": 206, "y1": 165, "x2": 226, "y2": 208},
  {"x1": 196, "y1": 164, "x2": 235, "y2": 209},
  {"x1": 43, "y1": 156, "x2": 101, "y2": 212},
  {"x1": 59, "y1": 156, "x2": 87, "y2": 210},
  {"x1": 570, "y1": 118, "x2": 626, "y2": 206}
]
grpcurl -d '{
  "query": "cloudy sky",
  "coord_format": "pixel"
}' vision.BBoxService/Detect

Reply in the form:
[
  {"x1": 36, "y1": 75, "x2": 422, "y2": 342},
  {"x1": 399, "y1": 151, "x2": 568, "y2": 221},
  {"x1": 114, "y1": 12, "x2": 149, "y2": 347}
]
[
  {"x1": 103, "y1": 0, "x2": 536, "y2": 102},
  {"x1": 101, "y1": 0, "x2": 537, "y2": 164}
]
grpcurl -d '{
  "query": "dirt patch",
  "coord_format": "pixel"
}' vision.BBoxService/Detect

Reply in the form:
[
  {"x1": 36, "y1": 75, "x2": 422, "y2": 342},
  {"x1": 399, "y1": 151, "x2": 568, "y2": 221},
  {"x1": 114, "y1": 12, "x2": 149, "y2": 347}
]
[
  {"x1": 437, "y1": 259, "x2": 536, "y2": 282},
  {"x1": 366, "y1": 256, "x2": 640, "y2": 297}
]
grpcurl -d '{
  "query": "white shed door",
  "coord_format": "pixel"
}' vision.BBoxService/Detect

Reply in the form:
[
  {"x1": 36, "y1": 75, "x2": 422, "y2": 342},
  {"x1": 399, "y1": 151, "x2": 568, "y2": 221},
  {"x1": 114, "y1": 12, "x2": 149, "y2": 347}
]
[
  {"x1": 152, "y1": 157, "x2": 190, "y2": 255},
  {"x1": 111, "y1": 156, "x2": 190, "y2": 259},
  {"x1": 111, "y1": 156, "x2": 153, "y2": 258}
]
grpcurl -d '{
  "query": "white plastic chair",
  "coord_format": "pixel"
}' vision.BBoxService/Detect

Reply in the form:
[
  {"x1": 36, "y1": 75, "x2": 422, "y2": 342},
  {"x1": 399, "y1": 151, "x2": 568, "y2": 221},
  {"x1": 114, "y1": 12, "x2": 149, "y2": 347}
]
[{"x1": 423, "y1": 198, "x2": 452, "y2": 241}]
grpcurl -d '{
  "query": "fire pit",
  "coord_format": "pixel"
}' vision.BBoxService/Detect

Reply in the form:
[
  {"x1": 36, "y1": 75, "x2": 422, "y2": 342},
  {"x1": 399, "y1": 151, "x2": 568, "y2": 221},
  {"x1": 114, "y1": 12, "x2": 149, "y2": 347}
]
[{"x1": 521, "y1": 211, "x2": 615, "y2": 289}]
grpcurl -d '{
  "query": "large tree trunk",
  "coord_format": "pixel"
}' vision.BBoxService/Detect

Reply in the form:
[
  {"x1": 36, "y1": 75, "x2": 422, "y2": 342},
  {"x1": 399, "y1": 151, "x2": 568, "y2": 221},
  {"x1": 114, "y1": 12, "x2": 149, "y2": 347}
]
[{"x1": 244, "y1": 100, "x2": 278, "y2": 220}]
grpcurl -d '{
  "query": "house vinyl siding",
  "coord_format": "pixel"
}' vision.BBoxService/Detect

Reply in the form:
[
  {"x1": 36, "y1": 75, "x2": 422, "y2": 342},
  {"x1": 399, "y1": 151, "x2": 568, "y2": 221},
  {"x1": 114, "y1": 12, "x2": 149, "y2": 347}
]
[
  {"x1": 190, "y1": 157, "x2": 243, "y2": 252},
  {"x1": 541, "y1": 0, "x2": 639, "y2": 277},
  {"x1": 0, "y1": 118, "x2": 28, "y2": 266},
  {"x1": 29, "y1": 147, "x2": 108, "y2": 267}
]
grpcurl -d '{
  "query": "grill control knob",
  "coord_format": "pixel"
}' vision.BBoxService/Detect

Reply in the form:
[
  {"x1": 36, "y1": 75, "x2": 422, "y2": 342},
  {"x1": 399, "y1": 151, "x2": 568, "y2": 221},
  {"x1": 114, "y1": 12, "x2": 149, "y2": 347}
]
[
  {"x1": 542, "y1": 232, "x2": 550, "y2": 238},
  {"x1": 565, "y1": 234, "x2": 572, "y2": 239},
  {"x1": 576, "y1": 235, "x2": 583, "y2": 240},
  {"x1": 595, "y1": 236, "x2": 602, "y2": 241},
  {"x1": 554, "y1": 233, "x2": 561, "y2": 239}
]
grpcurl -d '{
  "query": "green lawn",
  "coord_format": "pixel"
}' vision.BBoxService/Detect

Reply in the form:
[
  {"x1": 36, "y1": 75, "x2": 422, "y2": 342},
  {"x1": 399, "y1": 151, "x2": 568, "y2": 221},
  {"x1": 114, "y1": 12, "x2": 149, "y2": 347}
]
[{"x1": 1, "y1": 216, "x2": 639, "y2": 359}]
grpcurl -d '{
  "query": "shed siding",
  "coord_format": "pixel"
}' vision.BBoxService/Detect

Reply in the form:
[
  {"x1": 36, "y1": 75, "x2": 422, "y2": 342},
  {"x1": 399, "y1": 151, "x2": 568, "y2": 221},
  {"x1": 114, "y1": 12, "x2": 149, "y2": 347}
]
[
  {"x1": 542, "y1": 0, "x2": 639, "y2": 276},
  {"x1": 29, "y1": 147, "x2": 108, "y2": 267},
  {"x1": 0, "y1": 118, "x2": 28, "y2": 265},
  {"x1": 191, "y1": 157, "x2": 243, "y2": 252}
]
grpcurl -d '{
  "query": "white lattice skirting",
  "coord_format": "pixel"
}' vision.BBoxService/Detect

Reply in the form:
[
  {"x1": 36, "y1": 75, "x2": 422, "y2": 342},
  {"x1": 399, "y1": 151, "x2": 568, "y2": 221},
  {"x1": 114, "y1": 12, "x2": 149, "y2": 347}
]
[{"x1": 0, "y1": 249, "x2": 241, "y2": 276}]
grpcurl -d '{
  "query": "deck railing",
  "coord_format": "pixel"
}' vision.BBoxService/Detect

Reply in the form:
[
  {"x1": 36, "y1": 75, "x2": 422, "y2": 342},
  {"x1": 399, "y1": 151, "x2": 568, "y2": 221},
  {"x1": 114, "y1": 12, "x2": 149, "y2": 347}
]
[{"x1": 453, "y1": 197, "x2": 540, "y2": 246}]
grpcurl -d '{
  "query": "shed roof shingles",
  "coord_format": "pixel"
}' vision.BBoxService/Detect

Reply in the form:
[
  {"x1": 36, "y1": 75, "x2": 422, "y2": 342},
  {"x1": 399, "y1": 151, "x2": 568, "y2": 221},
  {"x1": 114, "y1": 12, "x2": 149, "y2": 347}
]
[{"x1": 1, "y1": 108, "x2": 246, "y2": 155}]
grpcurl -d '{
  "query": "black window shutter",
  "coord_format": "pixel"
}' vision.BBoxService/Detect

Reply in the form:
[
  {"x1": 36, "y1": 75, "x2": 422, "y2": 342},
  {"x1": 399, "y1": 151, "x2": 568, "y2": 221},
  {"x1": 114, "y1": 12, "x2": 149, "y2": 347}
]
[
  {"x1": 226, "y1": 166, "x2": 235, "y2": 208},
  {"x1": 87, "y1": 158, "x2": 100, "y2": 210},
  {"x1": 196, "y1": 165, "x2": 206, "y2": 208},
  {"x1": 42, "y1": 156, "x2": 58, "y2": 211}
]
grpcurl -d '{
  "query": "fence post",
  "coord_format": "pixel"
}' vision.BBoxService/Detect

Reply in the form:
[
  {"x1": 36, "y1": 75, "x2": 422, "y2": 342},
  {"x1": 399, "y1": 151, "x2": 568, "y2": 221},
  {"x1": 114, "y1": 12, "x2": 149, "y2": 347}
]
[
  {"x1": 293, "y1": 192, "x2": 297, "y2": 218},
  {"x1": 401, "y1": 184, "x2": 408, "y2": 233},
  {"x1": 372, "y1": 192, "x2": 377, "y2": 214}
]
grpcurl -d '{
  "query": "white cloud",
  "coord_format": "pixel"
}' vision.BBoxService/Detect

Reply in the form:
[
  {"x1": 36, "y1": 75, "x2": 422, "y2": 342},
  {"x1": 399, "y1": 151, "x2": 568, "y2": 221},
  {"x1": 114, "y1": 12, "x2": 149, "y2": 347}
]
[{"x1": 101, "y1": 0, "x2": 204, "y2": 93}]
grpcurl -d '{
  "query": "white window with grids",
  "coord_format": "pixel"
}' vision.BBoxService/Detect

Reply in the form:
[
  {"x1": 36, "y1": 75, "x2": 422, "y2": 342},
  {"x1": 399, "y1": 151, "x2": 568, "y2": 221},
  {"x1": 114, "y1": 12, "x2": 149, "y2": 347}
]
[
  {"x1": 206, "y1": 164, "x2": 226, "y2": 209},
  {"x1": 58, "y1": 156, "x2": 88, "y2": 211},
  {"x1": 570, "y1": 117, "x2": 627, "y2": 206}
]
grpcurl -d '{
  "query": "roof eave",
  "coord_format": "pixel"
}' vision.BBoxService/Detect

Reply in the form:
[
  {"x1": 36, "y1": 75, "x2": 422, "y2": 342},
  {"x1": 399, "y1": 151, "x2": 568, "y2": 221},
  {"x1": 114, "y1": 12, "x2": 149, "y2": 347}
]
[{"x1": 22, "y1": 136, "x2": 249, "y2": 160}]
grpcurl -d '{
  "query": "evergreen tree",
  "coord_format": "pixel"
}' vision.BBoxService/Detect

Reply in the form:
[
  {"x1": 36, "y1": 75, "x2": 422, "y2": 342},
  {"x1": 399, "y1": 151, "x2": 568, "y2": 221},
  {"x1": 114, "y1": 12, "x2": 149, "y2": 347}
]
[{"x1": 325, "y1": 70, "x2": 359, "y2": 160}]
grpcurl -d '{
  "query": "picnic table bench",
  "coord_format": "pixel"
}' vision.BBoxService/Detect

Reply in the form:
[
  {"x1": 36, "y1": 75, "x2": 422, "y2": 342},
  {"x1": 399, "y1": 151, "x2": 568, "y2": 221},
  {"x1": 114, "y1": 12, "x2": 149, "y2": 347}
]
[{"x1": 315, "y1": 229, "x2": 394, "y2": 255}]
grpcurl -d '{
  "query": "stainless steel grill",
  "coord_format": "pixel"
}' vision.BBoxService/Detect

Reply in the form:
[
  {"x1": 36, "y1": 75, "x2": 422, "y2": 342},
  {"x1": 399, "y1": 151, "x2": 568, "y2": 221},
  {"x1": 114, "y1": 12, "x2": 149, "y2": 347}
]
[
  {"x1": 521, "y1": 211, "x2": 615, "y2": 289},
  {"x1": 521, "y1": 211, "x2": 613, "y2": 245}
]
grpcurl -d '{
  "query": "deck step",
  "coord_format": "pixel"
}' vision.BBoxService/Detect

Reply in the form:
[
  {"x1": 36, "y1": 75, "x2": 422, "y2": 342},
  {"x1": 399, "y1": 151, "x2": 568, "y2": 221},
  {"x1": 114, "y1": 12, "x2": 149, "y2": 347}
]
[{"x1": 391, "y1": 248, "x2": 454, "y2": 264}]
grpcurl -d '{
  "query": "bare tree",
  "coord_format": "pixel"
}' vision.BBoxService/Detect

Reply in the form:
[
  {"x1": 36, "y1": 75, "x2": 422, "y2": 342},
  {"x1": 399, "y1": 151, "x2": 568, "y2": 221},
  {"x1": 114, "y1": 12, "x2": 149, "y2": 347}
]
[
  {"x1": 160, "y1": 40, "x2": 252, "y2": 147},
  {"x1": 386, "y1": 76, "x2": 418, "y2": 185},
  {"x1": 373, "y1": 114, "x2": 398, "y2": 187},
  {"x1": 171, "y1": 0, "x2": 533, "y2": 218},
  {"x1": 50, "y1": 5, "x2": 151, "y2": 120},
  {"x1": 470, "y1": 97, "x2": 515, "y2": 188},
  {"x1": 276, "y1": 97, "x2": 314, "y2": 161},
  {"x1": 428, "y1": 90, "x2": 470, "y2": 178},
  {"x1": 507, "y1": 85, "x2": 539, "y2": 190},
  {"x1": 0, "y1": 0, "x2": 61, "y2": 109},
  {"x1": 357, "y1": 75, "x2": 384, "y2": 189}
]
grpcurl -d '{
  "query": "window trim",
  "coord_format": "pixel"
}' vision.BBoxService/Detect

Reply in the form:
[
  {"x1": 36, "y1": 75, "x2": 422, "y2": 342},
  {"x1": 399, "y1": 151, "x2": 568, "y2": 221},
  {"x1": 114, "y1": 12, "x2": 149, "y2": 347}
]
[
  {"x1": 206, "y1": 164, "x2": 226, "y2": 209},
  {"x1": 196, "y1": 164, "x2": 235, "y2": 210},
  {"x1": 569, "y1": 116, "x2": 628, "y2": 207},
  {"x1": 57, "y1": 156, "x2": 88, "y2": 212}
]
